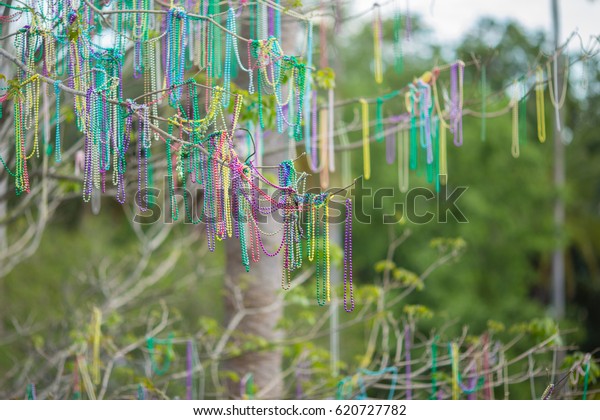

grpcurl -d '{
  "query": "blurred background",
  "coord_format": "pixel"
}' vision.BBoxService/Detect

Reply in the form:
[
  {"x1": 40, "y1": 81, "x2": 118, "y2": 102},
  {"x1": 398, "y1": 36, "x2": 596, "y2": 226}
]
[{"x1": 0, "y1": 0, "x2": 599, "y2": 400}]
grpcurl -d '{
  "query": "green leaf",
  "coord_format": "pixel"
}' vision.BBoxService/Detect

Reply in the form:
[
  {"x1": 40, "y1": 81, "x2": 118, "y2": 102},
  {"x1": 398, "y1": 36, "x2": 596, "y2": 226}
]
[
  {"x1": 374, "y1": 260, "x2": 395, "y2": 273},
  {"x1": 403, "y1": 304, "x2": 433, "y2": 320}
]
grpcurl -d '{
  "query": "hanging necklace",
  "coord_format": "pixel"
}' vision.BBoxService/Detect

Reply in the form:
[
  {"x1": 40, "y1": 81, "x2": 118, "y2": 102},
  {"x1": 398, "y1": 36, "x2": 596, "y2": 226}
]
[
  {"x1": 536, "y1": 66, "x2": 546, "y2": 143},
  {"x1": 343, "y1": 198, "x2": 354, "y2": 312},
  {"x1": 373, "y1": 4, "x2": 383, "y2": 84},
  {"x1": 511, "y1": 80, "x2": 520, "y2": 158},
  {"x1": 146, "y1": 333, "x2": 174, "y2": 376},
  {"x1": 360, "y1": 98, "x2": 371, "y2": 180}
]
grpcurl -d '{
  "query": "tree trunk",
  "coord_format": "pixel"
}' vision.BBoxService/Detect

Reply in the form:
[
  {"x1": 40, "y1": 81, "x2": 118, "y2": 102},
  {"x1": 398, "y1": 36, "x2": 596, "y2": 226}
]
[
  {"x1": 221, "y1": 9, "x2": 302, "y2": 399},
  {"x1": 224, "y1": 226, "x2": 284, "y2": 399}
]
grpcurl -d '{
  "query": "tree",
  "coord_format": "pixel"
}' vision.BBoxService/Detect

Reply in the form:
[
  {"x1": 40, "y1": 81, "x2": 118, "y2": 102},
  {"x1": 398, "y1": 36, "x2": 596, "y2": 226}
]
[{"x1": 1, "y1": 0, "x2": 599, "y2": 401}]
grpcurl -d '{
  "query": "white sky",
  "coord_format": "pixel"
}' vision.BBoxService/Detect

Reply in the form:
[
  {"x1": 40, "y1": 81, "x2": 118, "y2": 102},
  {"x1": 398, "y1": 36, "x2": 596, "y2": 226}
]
[{"x1": 368, "y1": 0, "x2": 600, "y2": 48}]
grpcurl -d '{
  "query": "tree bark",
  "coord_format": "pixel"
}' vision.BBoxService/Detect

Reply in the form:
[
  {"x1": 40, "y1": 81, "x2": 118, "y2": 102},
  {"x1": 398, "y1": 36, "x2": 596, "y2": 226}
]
[{"x1": 221, "y1": 9, "x2": 302, "y2": 399}]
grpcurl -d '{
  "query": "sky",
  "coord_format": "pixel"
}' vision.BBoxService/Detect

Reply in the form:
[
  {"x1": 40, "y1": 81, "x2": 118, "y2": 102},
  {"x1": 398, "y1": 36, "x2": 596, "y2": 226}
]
[{"x1": 370, "y1": 0, "x2": 600, "y2": 48}]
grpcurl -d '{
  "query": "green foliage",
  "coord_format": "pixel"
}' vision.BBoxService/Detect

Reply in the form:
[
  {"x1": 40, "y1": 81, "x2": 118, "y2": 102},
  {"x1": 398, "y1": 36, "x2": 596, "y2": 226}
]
[
  {"x1": 403, "y1": 304, "x2": 433, "y2": 320},
  {"x1": 510, "y1": 318, "x2": 561, "y2": 344},
  {"x1": 393, "y1": 268, "x2": 424, "y2": 290},
  {"x1": 487, "y1": 320, "x2": 506, "y2": 334},
  {"x1": 315, "y1": 67, "x2": 336, "y2": 90}
]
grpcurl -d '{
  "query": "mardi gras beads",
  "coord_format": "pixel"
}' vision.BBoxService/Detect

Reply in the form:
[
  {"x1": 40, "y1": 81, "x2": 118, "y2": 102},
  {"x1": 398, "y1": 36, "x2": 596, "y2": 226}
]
[
  {"x1": 91, "y1": 307, "x2": 102, "y2": 385},
  {"x1": 373, "y1": 5, "x2": 383, "y2": 84},
  {"x1": 418, "y1": 80, "x2": 434, "y2": 165},
  {"x1": 14, "y1": 99, "x2": 30, "y2": 196},
  {"x1": 407, "y1": 88, "x2": 417, "y2": 170},
  {"x1": 360, "y1": 98, "x2": 371, "y2": 180},
  {"x1": 165, "y1": 131, "x2": 180, "y2": 222},
  {"x1": 137, "y1": 105, "x2": 150, "y2": 211},
  {"x1": 511, "y1": 80, "x2": 520, "y2": 158},
  {"x1": 375, "y1": 97, "x2": 384, "y2": 142},
  {"x1": 315, "y1": 199, "x2": 327, "y2": 306},
  {"x1": 209, "y1": 0, "x2": 222, "y2": 80},
  {"x1": 222, "y1": 8, "x2": 235, "y2": 108},
  {"x1": 147, "y1": 333, "x2": 174, "y2": 376},
  {"x1": 429, "y1": 336, "x2": 439, "y2": 399},
  {"x1": 450, "y1": 62, "x2": 464, "y2": 147},
  {"x1": 343, "y1": 198, "x2": 354, "y2": 312},
  {"x1": 26, "y1": 383, "x2": 36, "y2": 400},
  {"x1": 547, "y1": 56, "x2": 568, "y2": 132},
  {"x1": 398, "y1": 129, "x2": 409, "y2": 192},
  {"x1": 536, "y1": 66, "x2": 546, "y2": 143},
  {"x1": 166, "y1": 7, "x2": 188, "y2": 105},
  {"x1": 53, "y1": 80, "x2": 62, "y2": 162}
]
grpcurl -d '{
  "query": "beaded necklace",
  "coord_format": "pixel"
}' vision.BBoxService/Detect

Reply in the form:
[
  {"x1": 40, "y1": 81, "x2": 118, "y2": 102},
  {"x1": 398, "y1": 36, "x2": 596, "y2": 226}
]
[
  {"x1": 373, "y1": 5, "x2": 383, "y2": 84},
  {"x1": 147, "y1": 333, "x2": 174, "y2": 376},
  {"x1": 511, "y1": 80, "x2": 520, "y2": 158},
  {"x1": 449, "y1": 342, "x2": 485, "y2": 399},
  {"x1": 360, "y1": 98, "x2": 371, "y2": 180},
  {"x1": 165, "y1": 7, "x2": 188, "y2": 105},
  {"x1": 315, "y1": 199, "x2": 328, "y2": 306},
  {"x1": 536, "y1": 66, "x2": 546, "y2": 143},
  {"x1": 547, "y1": 56, "x2": 568, "y2": 132},
  {"x1": 0, "y1": 0, "x2": 358, "y2": 311},
  {"x1": 408, "y1": 88, "x2": 417, "y2": 170},
  {"x1": 343, "y1": 198, "x2": 354, "y2": 312},
  {"x1": 398, "y1": 128, "x2": 409, "y2": 193},
  {"x1": 449, "y1": 62, "x2": 464, "y2": 147}
]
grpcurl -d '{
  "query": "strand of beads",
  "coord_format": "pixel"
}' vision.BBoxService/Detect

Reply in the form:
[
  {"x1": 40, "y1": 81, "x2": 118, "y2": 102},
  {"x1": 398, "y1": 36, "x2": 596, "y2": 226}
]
[
  {"x1": 360, "y1": 99, "x2": 371, "y2": 180},
  {"x1": 222, "y1": 8, "x2": 235, "y2": 108},
  {"x1": 418, "y1": 79, "x2": 433, "y2": 165},
  {"x1": 166, "y1": 7, "x2": 188, "y2": 105},
  {"x1": 450, "y1": 62, "x2": 464, "y2": 146},
  {"x1": 146, "y1": 334, "x2": 174, "y2": 376},
  {"x1": 375, "y1": 97, "x2": 384, "y2": 142},
  {"x1": 137, "y1": 105, "x2": 150, "y2": 211},
  {"x1": 344, "y1": 198, "x2": 354, "y2": 312},
  {"x1": 14, "y1": 97, "x2": 30, "y2": 195},
  {"x1": 536, "y1": 66, "x2": 546, "y2": 143},
  {"x1": 54, "y1": 81, "x2": 62, "y2": 162},
  {"x1": 398, "y1": 128, "x2": 409, "y2": 192},
  {"x1": 238, "y1": 169, "x2": 251, "y2": 272},
  {"x1": 313, "y1": 193, "x2": 330, "y2": 306},
  {"x1": 511, "y1": 80, "x2": 520, "y2": 158},
  {"x1": 407, "y1": 87, "x2": 418, "y2": 170},
  {"x1": 315, "y1": 197, "x2": 327, "y2": 306},
  {"x1": 373, "y1": 4, "x2": 383, "y2": 84}
]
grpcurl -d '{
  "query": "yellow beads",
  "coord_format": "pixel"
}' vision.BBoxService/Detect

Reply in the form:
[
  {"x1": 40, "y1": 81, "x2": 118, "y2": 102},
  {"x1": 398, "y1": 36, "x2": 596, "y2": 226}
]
[
  {"x1": 536, "y1": 67, "x2": 546, "y2": 143},
  {"x1": 451, "y1": 342, "x2": 460, "y2": 400},
  {"x1": 439, "y1": 124, "x2": 447, "y2": 186},
  {"x1": 360, "y1": 99, "x2": 371, "y2": 180},
  {"x1": 373, "y1": 7, "x2": 383, "y2": 85}
]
